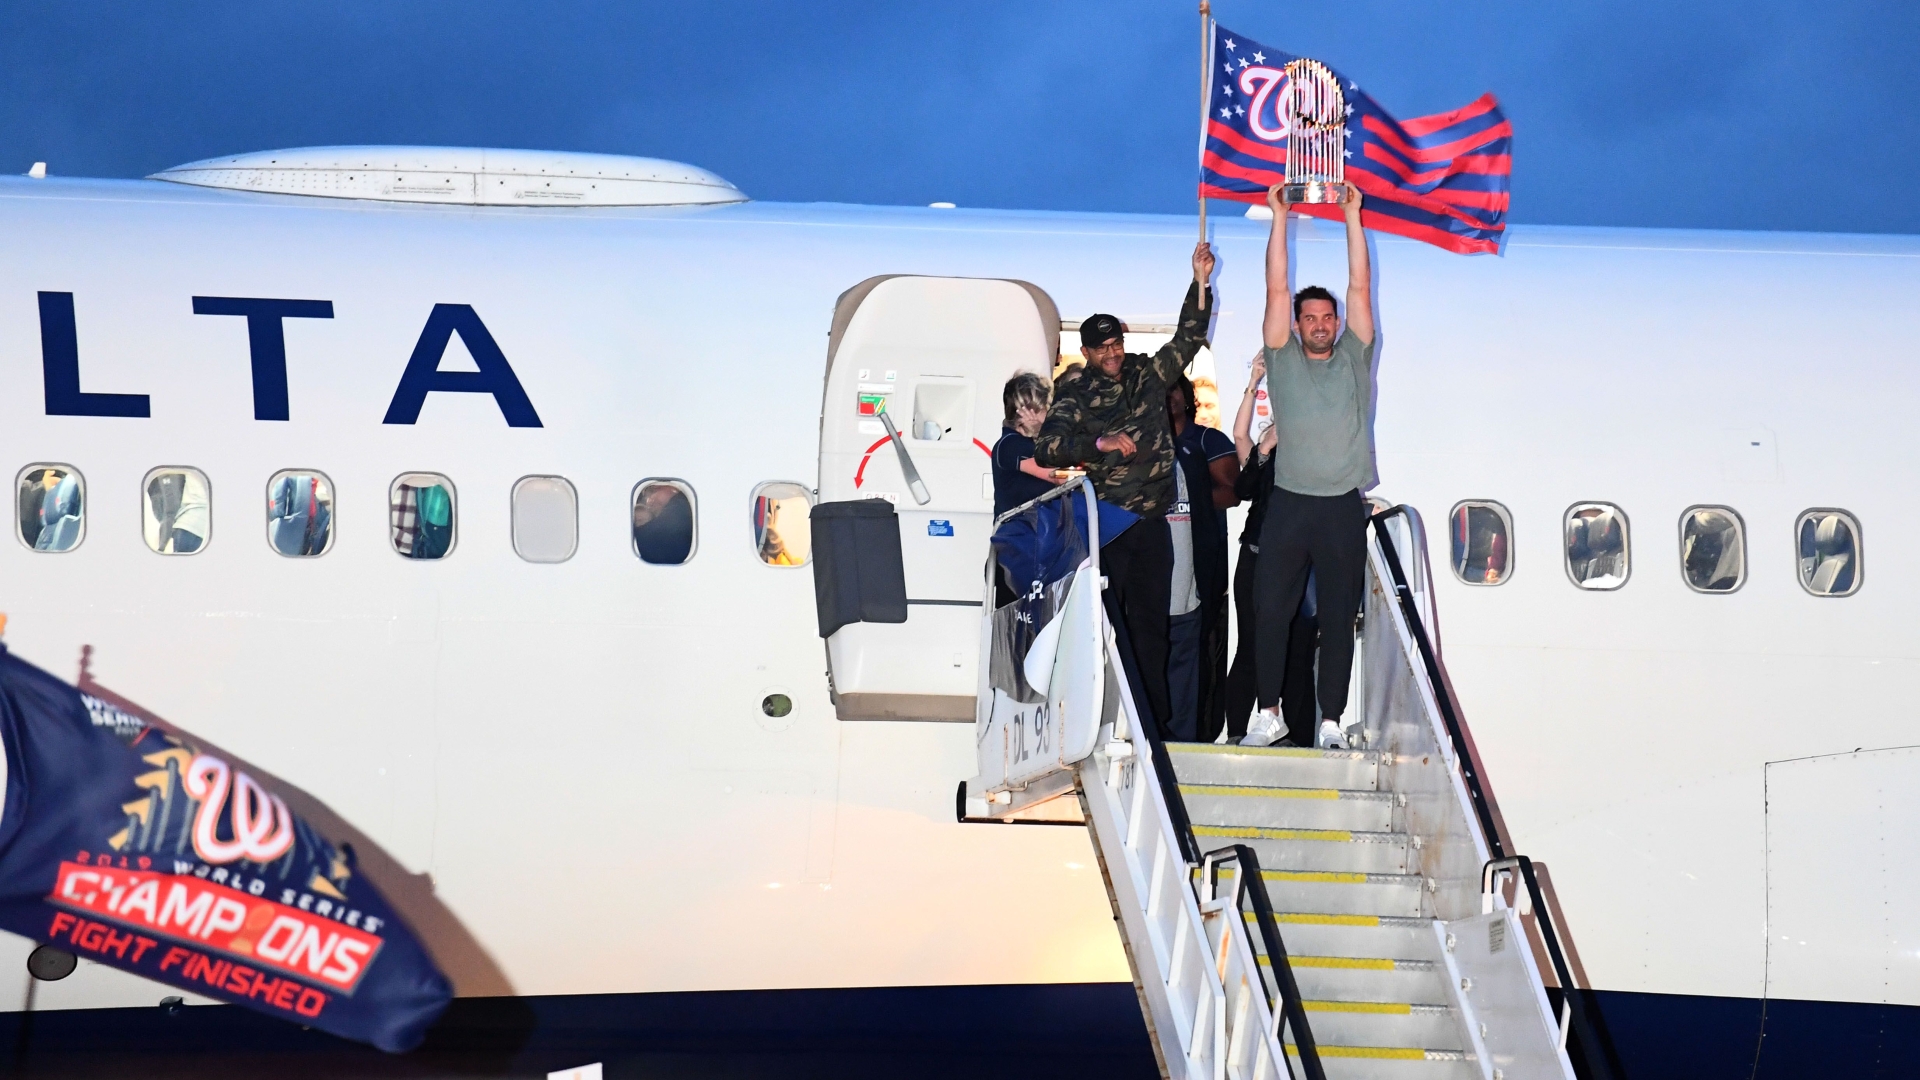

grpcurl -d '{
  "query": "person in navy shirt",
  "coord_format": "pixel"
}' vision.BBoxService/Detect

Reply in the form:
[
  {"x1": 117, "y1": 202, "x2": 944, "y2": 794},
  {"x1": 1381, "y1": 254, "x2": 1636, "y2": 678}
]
[
  {"x1": 992, "y1": 372, "x2": 1058, "y2": 519},
  {"x1": 1167, "y1": 375, "x2": 1239, "y2": 741}
]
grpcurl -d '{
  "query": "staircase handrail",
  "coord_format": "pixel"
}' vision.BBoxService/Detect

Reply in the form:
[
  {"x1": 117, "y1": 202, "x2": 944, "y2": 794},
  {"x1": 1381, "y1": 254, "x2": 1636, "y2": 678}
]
[
  {"x1": 1201, "y1": 844, "x2": 1327, "y2": 1080},
  {"x1": 991, "y1": 475, "x2": 1097, "y2": 529},
  {"x1": 1371, "y1": 506, "x2": 1614, "y2": 1080},
  {"x1": 1482, "y1": 855, "x2": 1614, "y2": 1080},
  {"x1": 1368, "y1": 507, "x2": 1504, "y2": 857},
  {"x1": 991, "y1": 479, "x2": 1203, "y2": 863}
]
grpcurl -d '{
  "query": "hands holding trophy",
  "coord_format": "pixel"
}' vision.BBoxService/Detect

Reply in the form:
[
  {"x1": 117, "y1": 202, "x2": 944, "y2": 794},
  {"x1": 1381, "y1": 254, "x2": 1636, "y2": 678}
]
[{"x1": 1267, "y1": 180, "x2": 1362, "y2": 219}]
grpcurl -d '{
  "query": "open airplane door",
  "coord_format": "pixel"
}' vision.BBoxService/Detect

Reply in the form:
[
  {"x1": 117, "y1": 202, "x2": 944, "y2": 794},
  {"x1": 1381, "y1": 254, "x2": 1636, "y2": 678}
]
[{"x1": 815, "y1": 276, "x2": 1059, "y2": 721}]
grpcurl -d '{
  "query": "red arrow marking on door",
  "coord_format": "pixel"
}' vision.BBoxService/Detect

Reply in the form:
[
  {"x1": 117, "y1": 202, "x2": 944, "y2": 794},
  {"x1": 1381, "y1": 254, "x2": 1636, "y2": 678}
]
[
  {"x1": 854, "y1": 436, "x2": 995, "y2": 488},
  {"x1": 853, "y1": 436, "x2": 893, "y2": 488}
]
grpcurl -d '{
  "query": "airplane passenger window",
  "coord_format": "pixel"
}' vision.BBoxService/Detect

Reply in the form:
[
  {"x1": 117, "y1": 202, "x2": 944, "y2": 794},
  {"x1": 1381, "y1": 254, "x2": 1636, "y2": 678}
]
[
  {"x1": 632, "y1": 479, "x2": 695, "y2": 565},
  {"x1": 1680, "y1": 506, "x2": 1745, "y2": 593},
  {"x1": 267, "y1": 470, "x2": 334, "y2": 557},
  {"x1": 1796, "y1": 509, "x2": 1862, "y2": 597},
  {"x1": 16, "y1": 464, "x2": 85, "y2": 553},
  {"x1": 391, "y1": 473, "x2": 456, "y2": 560},
  {"x1": 1564, "y1": 502, "x2": 1629, "y2": 590},
  {"x1": 512, "y1": 476, "x2": 577, "y2": 563},
  {"x1": 1449, "y1": 501, "x2": 1512, "y2": 585},
  {"x1": 751, "y1": 482, "x2": 814, "y2": 567},
  {"x1": 142, "y1": 467, "x2": 211, "y2": 555}
]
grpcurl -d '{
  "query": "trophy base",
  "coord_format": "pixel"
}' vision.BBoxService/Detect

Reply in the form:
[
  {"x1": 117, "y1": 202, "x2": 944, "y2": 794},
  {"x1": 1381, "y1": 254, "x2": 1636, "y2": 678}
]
[{"x1": 1282, "y1": 181, "x2": 1346, "y2": 205}]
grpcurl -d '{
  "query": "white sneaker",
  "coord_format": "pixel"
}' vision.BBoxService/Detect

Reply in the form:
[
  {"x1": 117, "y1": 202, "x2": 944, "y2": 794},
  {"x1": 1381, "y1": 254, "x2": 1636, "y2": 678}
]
[
  {"x1": 1316, "y1": 719, "x2": 1348, "y2": 750},
  {"x1": 1240, "y1": 709, "x2": 1284, "y2": 748}
]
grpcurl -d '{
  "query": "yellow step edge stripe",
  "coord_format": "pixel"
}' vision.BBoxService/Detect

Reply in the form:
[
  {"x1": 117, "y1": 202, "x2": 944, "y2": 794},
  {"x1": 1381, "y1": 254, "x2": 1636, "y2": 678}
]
[
  {"x1": 1260, "y1": 869, "x2": 1369, "y2": 884},
  {"x1": 1195, "y1": 825, "x2": 1353, "y2": 842},
  {"x1": 1177, "y1": 784, "x2": 1339, "y2": 799},
  {"x1": 1302, "y1": 1000, "x2": 1413, "y2": 1015},
  {"x1": 1286, "y1": 956, "x2": 1397, "y2": 970},
  {"x1": 1194, "y1": 867, "x2": 1371, "y2": 885},
  {"x1": 1287, "y1": 1045, "x2": 1429, "y2": 1061},
  {"x1": 1260, "y1": 913, "x2": 1382, "y2": 927}
]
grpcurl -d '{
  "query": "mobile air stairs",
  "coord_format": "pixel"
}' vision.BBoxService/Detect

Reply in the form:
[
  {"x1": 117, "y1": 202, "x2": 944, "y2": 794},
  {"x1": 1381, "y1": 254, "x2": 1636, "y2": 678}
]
[{"x1": 962, "y1": 483, "x2": 1613, "y2": 1080}]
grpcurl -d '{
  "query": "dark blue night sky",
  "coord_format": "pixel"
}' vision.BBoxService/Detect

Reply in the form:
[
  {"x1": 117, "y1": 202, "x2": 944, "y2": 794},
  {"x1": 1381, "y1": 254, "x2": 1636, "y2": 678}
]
[{"x1": 3, "y1": 1, "x2": 1915, "y2": 233}]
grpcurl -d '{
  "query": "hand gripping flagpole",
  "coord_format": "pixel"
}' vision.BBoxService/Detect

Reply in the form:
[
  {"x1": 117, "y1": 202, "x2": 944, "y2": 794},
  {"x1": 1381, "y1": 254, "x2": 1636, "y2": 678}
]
[{"x1": 1197, "y1": 0, "x2": 1211, "y2": 242}]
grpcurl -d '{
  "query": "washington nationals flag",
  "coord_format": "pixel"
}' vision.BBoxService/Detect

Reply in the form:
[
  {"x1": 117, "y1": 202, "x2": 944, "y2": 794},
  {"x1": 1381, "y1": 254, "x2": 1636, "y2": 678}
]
[
  {"x1": 0, "y1": 645, "x2": 452, "y2": 1051},
  {"x1": 1200, "y1": 24, "x2": 1511, "y2": 255}
]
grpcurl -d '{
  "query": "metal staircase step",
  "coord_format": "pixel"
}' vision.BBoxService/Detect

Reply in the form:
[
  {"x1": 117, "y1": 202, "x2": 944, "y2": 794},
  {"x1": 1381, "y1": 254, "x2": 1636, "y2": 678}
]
[
  {"x1": 1246, "y1": 912, "x2": 1441, "y2": 962},
  {"x1": 1300, "y1": 1000, "x2": 1462, "y2": 1053},
  {"x1": 1270, "y1": 954, "x2": 1450, "y2": 1003},
  {"x1": 1195, "y1": 822, "x2": 1413, "y2": 875},
  {"x1": 1179, "y1": 784, "x2": 1396, "y2": 832},
  {"x1": 1166, "y1": 742, "x2": 1382, "y2": 791},
  {"x1": 1285, "y1": 1044, "x2": 1478, "y2": 1080},
  {"x1": 1253, "y1": 869, "x2": 1427, "y2": 918},
  {"x1": 1207, "y1": 866, "x2": 1426, "y2": 917}
]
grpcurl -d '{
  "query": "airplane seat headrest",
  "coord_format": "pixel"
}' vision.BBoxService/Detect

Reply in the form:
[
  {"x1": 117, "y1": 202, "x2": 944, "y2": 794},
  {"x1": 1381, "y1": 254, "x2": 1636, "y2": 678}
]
[
  {"x1": 1586, "y1": 512, "x2": 1617, "y2": 552},
  {"x1": 270, "y1": 475, "x2": 296, "y2": 519},
  {"x1": 51, "y1": 475, "x2": 82, "y2": 519},
  {"x1": 418, "y1": 485, "x2": 451, "y2": 528},
  {"x1": 1814, "y1": 514, "x2": 1845, "y2": 554}
]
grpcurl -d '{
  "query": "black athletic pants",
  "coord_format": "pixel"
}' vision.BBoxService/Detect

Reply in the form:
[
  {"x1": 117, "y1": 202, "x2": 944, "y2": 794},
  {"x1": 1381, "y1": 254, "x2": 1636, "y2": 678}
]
[
  {"x1": 1101, "y1": 515, "x2": 1172, "y2": 735},
  {"x1": 1226, "y1": 546, "x2": 1321, "y2": 743},
  {"x1": 1255, "y1": 488, "x2": 1366, "y2": 721}
]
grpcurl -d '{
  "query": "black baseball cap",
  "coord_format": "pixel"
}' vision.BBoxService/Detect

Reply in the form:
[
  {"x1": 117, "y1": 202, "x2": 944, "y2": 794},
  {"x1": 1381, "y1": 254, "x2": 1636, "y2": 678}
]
[{"x1": 1079, "y1": 314, "x2": 1123, "y2": 348}]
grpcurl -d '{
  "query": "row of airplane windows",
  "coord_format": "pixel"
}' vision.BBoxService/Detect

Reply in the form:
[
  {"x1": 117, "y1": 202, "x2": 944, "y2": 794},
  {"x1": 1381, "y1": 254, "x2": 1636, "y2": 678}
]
[
  {"x1": 13, "y1": 465, "x2": 817, "y2": 568},
  {"x1": 14, "y1": 464, "x2": 1866, "y2": 597},
  {"x1": 1450, "y1": 500, "x2": 1862, "y2": 597}
]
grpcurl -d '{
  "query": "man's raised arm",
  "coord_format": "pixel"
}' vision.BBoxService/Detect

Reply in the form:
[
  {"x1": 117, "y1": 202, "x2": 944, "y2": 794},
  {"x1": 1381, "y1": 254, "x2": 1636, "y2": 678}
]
[
  {"x1": 1342, "y1": 184, "x2": 1374, "y2": 345},
  {"x1": 1149, "y1": 242, "x2": 1218, "y2": 384},
  {"x1": 1262, "y1": 184, "x2": 1292, "y2": 350}
]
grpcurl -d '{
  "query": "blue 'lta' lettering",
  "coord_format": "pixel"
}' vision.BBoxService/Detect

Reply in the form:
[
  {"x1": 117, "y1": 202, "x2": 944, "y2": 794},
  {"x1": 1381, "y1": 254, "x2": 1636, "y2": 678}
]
[
  {"x1": 382, "y1": 304, "x2": 542, "y2": 428},
  {"x1": 38, "y1": 292, "x2": 149, "y2": 417},
  {"x1": 191, "y1": 296, "x2": 334, "y2": 421}
]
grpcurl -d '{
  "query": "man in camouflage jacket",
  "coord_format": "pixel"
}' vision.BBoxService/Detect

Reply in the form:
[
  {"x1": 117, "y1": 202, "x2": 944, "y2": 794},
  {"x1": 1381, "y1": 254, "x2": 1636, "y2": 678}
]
[{"x1": 1035, "y1": 241, "x2": 1216, "y2": 734}]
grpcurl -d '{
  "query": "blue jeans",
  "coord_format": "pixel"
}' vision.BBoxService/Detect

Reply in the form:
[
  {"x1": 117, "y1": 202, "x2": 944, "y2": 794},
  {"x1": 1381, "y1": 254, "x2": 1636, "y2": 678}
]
[{"x1": 1166, "y1": 608, "x2": 1203, "y2": 742}]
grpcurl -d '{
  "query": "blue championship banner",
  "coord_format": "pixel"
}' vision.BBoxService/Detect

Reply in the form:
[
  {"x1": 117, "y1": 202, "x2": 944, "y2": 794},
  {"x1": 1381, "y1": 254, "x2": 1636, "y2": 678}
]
[{"x1": 0, "y1": 645, "x2": 452, "y2": 1052}]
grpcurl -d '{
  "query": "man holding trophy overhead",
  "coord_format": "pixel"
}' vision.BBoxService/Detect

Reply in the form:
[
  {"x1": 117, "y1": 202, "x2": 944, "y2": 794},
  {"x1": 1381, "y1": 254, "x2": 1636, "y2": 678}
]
[
  {"x1": 1199, "y1": 21, "x2": 1509, "y2": 745},
  {"x1": 1241, "y1": 177, "x2": 1377, "y2": 751}
]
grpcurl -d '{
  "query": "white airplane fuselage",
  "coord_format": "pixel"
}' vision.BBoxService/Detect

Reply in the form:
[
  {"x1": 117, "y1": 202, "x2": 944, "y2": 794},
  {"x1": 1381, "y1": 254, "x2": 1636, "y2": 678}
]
[{"x1": 0, "y1": 171, "x2": 1915, "y2": 1063}]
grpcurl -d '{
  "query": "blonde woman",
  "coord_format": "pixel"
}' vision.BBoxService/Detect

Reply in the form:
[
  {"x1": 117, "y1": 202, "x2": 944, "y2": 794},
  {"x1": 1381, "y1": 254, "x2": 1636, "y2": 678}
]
[
  {"x1": 991, "y1": 372, "x2": 1057, "y2": 518},
  {"x1": 1226, "y1": 353, "x2": 1316, "y2": 746}
]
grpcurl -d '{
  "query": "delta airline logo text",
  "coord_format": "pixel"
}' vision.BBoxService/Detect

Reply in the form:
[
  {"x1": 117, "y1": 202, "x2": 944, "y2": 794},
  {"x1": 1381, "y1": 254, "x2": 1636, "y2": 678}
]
[{"x1": 33, "y1": 292, "x2": 543, "y2": 427}]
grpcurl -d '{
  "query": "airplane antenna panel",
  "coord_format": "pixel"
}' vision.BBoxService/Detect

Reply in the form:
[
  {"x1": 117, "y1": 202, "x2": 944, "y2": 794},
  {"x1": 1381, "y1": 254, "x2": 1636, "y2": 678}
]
[{"x1": 149, "y1": 146, "x2": 747, "y2": 207}]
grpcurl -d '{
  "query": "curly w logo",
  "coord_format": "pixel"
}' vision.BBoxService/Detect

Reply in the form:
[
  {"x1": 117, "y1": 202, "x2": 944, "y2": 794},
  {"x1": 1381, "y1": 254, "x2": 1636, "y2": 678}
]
[{"x1": 183, "y1": 755, "x2": 294, "y2": 865}]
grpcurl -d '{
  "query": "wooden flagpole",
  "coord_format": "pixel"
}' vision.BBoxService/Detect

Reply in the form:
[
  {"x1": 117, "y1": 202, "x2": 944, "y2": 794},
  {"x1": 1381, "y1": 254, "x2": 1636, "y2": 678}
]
[{"x1": 1198, "y1": 0, "x2": 1211, "y2": 242}]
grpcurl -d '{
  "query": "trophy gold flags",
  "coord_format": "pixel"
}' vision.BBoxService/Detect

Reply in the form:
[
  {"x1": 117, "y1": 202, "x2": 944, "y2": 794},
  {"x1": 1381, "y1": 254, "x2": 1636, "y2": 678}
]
[{"x1": 1281, "y1": 58, "x2": 1347, "y2": 204}]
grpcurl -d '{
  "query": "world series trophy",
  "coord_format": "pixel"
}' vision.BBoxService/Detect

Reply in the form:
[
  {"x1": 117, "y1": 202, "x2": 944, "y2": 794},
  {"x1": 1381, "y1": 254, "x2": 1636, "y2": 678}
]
[{"x1": 1281, "y1": 58, "x2": 1347, "y2": 204}]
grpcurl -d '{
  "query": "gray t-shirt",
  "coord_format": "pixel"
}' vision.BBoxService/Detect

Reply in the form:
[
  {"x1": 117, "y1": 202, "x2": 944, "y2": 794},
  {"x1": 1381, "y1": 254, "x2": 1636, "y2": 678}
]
[
  {"x1": 1265, "y1": 328, "x2": 1376, "y2": 496},
  {"x1": 1167, "y1": 466, "x2": 1200, "y2": 616}
]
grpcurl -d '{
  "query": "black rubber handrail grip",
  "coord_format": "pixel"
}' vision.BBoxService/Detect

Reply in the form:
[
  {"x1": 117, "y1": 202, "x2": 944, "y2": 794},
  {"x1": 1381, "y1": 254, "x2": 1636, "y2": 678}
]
[
  {"x1": 1137, "y1": 712, "x2": 1202, "y2": 865},
  {"x1": 1368, "y1": 508, "x2": 1504, "y2": 857},
  {"x1": 1204, "y1": 844, "x2": 1326, "y2": 1080},
  {"x1": 1370, "y1": 507, "x2": 1614, "y2": 1080}
]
